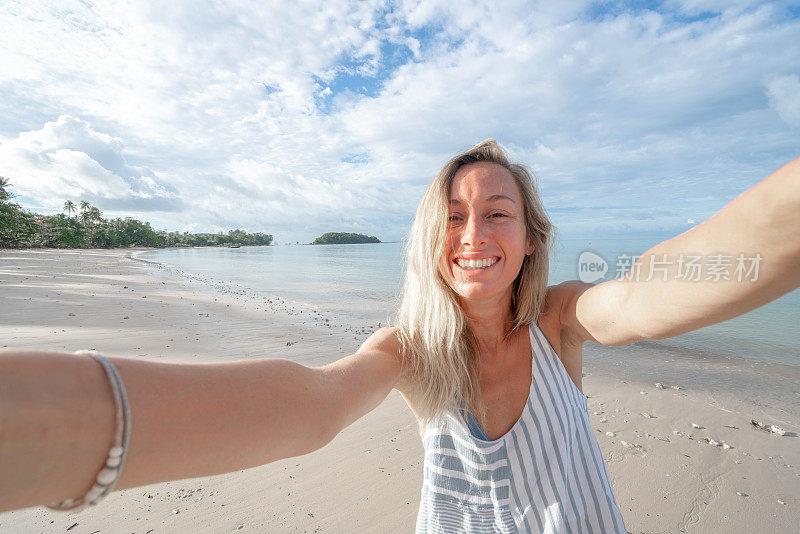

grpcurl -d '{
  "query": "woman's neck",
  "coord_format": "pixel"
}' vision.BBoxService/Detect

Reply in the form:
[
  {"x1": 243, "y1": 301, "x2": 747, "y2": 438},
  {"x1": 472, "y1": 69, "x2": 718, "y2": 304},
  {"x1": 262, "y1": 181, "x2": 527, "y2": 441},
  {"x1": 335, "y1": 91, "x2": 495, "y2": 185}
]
[{"x1": 459, "y1": 292, "x2": 516, "y2": 359}]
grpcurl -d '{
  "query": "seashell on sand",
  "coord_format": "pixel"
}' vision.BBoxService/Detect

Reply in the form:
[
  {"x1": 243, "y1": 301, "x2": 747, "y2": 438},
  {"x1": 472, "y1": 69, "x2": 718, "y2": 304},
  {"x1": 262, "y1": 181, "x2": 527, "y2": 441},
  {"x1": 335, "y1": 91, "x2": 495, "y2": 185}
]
[
  {"x1": 751, "y1": 419, "x2": 786, "y2": 436},
  {"x1": 620, "y1": 440, "x2": 646, "y2": 455}
]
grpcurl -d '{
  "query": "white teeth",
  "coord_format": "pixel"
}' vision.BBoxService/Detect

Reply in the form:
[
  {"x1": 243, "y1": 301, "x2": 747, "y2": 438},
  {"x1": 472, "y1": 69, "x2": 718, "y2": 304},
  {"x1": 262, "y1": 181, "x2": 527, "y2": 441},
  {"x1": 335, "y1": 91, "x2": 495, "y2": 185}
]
[{"x1": 457, "y1": 258, "x2": 497, "y2": 270}]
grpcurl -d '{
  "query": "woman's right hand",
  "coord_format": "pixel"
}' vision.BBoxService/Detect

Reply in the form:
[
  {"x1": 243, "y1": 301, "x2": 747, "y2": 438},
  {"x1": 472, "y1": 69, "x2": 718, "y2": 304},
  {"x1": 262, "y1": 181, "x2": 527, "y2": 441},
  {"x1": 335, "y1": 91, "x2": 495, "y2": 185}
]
[{"x1": 0, "y1": 333, "x2": 404, "y2": 513}]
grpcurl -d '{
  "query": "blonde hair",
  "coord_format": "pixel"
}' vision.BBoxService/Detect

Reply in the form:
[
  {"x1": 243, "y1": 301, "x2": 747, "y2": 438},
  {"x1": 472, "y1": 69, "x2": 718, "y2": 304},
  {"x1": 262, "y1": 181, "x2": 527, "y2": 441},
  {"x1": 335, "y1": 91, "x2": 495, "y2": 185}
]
[{"x1": 396, "y1": 139, "x2": 555, "y2": 429}]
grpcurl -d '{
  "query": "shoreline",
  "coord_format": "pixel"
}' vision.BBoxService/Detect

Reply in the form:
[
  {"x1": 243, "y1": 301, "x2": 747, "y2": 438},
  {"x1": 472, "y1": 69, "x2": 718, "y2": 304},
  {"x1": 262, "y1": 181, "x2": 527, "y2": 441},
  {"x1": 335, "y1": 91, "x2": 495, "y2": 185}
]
[
  {"x1": 130, "y1": 246, "x2": 402, "y2": 338},
  {"x1": 135, "y1": 246, "x2": 800, "y2": 427},
  {"x1": 1, "y1": 249, "x2": 798, "y2": 532},
  {"x1": 0, "y1": 239, "x2": 402, "y2": 252}
]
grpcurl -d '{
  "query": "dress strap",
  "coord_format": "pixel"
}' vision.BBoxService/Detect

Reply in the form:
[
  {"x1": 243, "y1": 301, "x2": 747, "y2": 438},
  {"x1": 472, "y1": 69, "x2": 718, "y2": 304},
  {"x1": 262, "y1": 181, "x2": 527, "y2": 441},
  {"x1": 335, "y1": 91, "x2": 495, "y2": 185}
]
[{"x1": 462, "y1": 409, "x2": 490, "y2": 440}]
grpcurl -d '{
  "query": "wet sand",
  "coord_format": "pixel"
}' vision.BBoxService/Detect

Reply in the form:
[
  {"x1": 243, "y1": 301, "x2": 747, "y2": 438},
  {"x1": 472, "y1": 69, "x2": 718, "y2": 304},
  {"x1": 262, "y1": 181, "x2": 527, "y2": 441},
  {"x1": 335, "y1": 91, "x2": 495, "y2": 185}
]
[{"x1": 0, "y1": 249, "x2": 797, "y2": 533}]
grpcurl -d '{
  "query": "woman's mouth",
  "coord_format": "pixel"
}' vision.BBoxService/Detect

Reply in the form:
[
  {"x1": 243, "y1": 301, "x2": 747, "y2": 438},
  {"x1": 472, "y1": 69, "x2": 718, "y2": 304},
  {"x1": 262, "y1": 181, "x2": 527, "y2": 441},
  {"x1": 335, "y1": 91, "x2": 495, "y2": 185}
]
[{"x1": 454, "y1": 257, "x2": 499, "y2": 270}]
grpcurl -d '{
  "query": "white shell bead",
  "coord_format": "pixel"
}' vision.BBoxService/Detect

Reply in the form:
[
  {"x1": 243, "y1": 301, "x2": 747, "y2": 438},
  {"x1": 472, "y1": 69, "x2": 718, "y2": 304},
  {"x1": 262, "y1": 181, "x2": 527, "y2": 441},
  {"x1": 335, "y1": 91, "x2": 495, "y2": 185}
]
[
  {"x1": 96, "y1": 467, "x2": 117, "y2": 485},
  {"x1": 106, "y1": 456, "x2": 121, "y2": 468},
  {"x1": 108, "y1": 446, "x2": 124, "y2": 457},
  {"x1": 85, "y1": 485, "x2": 105, "y2": 501}
]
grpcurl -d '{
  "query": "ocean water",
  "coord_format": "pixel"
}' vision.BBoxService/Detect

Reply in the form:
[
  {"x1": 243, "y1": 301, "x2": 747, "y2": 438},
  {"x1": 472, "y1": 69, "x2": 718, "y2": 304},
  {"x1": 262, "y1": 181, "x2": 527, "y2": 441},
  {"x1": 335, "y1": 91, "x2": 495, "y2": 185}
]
[
  {"x1": 551, "y1": 236, "x2": 800, "y2": 367},
  {"x1": 137, "y1": 237, "x2": 800, "y2": 422},
  {"x1": 138, "y1": 242, "x2": 405, "y2": 326},
  {"x1": 137, "y1": 237, "x2": 800, "y2": 367}
]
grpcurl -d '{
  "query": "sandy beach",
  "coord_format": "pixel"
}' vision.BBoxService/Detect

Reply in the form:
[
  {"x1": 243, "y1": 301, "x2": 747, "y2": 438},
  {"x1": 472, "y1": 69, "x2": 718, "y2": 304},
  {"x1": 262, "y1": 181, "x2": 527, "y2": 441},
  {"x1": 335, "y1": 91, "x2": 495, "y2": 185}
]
[{"x1": 1, "y1": 249, "x2": 798, "y2": 533}]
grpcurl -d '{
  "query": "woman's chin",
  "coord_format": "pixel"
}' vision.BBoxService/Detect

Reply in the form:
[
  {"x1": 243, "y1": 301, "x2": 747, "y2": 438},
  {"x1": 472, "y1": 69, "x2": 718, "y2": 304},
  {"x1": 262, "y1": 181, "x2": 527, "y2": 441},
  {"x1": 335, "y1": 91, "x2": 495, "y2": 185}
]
[{"x1": 452, "y1": 282, "x2": 509, "y2": 304}]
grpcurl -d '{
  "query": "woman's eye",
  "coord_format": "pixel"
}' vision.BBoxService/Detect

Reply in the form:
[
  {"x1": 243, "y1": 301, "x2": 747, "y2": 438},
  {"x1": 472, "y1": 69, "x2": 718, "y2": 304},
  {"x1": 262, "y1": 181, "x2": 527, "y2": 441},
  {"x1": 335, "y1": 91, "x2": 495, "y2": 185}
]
[
  {"x1": 489, "y1": 212, "x2": 507, "y2": 218},
  {"x1": 448, "y1": 214, "x2": 462, "y2": 222}
]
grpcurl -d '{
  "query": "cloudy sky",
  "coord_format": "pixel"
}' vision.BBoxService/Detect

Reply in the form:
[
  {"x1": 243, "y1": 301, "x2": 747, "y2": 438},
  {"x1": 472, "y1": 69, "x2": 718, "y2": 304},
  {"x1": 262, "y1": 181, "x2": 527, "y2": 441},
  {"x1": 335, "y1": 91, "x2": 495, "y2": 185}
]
[{"x1": 1, "y1": 0, "x2": 798, "y2": 243}]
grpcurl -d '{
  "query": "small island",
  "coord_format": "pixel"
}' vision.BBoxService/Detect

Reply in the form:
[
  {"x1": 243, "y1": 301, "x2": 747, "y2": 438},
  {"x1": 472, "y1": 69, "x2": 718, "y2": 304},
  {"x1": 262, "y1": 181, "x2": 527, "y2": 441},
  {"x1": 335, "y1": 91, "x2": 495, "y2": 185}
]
[{"x1": 311, "y1": 232, "x2": 380, "y2": 245}]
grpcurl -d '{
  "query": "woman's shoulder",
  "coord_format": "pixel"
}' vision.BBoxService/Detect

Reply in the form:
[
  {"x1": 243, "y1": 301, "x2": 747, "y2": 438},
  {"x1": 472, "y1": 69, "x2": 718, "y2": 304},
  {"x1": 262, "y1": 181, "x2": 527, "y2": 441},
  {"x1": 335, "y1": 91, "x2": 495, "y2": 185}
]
[
  {"x1": 358, "y1": 326, "x2": 410, "y2": 382},
  {"x1": 358, "y1": 327, "x2": 419, "y2": 407},
  {"x1": 358, "y1": 326, "x2": 403, "y2": 356},
  {"x1": 538, "y1": 282, "x2": 587, "y2": 358}
]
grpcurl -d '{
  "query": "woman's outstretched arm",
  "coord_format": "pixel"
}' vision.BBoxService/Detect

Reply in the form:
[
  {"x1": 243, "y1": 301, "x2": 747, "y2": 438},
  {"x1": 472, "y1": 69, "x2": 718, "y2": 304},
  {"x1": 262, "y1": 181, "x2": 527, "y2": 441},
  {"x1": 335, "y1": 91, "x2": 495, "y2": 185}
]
[
  {"x1": 560, "y1": 155, "x2": 800, "y2": 345},
  {"x1": 0, "y1": 336, "x2": 403, "y2": 513}
]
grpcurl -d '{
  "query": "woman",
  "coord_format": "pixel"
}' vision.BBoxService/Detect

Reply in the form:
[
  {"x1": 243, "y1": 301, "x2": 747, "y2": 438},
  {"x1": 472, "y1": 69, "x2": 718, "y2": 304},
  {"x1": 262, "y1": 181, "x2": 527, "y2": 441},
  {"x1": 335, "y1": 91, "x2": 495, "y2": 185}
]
[{"x1": 1, "y1": 140, "x2": 798, "y2": 533}]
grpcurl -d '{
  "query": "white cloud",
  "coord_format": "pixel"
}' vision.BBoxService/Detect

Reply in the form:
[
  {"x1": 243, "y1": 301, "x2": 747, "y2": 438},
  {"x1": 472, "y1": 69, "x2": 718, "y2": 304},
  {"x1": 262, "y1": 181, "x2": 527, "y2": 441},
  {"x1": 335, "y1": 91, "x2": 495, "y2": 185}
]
[
  {"x1": 0, "y1": 115, "x2": 180, "y2": 212},
  {"x1": 765, "y1": 74, "x2": 800, "y2": 128}
]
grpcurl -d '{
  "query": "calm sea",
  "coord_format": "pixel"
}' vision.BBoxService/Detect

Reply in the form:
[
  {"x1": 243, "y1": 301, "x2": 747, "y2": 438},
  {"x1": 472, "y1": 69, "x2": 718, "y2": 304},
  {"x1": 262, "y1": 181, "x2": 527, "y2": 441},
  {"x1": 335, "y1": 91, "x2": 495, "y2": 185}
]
[
  {"x1": 137, "y1": 237, "x2": 800, "y2": 422},
  {"x1": 136, "y1": 236, "x2": 800, "y2": 367}
]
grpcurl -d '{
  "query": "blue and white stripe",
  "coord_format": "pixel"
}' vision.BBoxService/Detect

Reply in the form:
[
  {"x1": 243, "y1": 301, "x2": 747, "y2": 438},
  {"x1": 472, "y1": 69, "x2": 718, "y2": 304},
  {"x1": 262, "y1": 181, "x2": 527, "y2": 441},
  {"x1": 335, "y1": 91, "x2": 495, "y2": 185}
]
[{"x1": 415, "y1": 323, "x2": 627, "y2": 533}]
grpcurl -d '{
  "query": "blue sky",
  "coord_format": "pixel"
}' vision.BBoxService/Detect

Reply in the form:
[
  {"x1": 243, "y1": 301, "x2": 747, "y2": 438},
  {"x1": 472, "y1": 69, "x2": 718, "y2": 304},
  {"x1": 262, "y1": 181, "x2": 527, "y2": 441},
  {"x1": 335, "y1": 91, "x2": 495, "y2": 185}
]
[{"x1": 1, "y1": 0, "x2": 798, "y2": 243}]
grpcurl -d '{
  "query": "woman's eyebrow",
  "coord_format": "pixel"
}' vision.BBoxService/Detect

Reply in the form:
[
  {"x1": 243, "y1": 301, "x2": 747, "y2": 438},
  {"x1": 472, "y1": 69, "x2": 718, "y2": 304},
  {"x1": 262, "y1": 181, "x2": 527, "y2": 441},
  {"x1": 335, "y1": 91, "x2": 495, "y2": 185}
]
[
  {"x1": 486, "y1": 194, "x2": 516, "y2": 204},
  {"x1": 448, "y1": 195, "x2": 516, "y2": 204}
]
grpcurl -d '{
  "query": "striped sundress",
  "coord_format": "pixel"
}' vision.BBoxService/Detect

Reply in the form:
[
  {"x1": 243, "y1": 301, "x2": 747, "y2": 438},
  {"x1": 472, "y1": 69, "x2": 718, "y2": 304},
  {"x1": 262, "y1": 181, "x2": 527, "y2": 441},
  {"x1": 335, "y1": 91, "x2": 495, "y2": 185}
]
[{"x1": 415, "y1": 322, "x2": 627, "y2": 533}]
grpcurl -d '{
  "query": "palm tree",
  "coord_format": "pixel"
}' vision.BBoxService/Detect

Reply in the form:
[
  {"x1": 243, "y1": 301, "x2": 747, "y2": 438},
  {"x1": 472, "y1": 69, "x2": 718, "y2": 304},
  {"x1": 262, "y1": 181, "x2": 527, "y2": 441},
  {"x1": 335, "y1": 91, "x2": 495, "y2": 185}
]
[
  {"x1": 79, "y1": 201, "x2": 91, "y2": 225},
  {"x1": 88, "y1": 206, "x2": 102, "y2": 222},
  {"x1": 63, "y1": 200, "x2": 76, "y2": 217},
  {"x1": 0, "y1": 177, "x2": 11, "y2": 201}
]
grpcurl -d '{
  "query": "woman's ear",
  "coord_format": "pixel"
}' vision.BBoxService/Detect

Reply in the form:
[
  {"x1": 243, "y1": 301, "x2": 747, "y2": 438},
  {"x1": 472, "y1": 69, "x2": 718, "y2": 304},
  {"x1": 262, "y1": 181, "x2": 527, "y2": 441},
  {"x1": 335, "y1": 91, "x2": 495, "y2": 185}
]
[{"x1": 525, "y1": 237, "x2": 535, "y2": 256}]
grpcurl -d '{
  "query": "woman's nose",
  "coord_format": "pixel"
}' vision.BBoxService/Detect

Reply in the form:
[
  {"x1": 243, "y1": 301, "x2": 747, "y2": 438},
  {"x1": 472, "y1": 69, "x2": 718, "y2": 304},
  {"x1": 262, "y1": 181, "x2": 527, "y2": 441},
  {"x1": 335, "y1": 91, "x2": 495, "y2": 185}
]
[{"x1": 461, "y1": 214, "x2": 487, "y2": 247}]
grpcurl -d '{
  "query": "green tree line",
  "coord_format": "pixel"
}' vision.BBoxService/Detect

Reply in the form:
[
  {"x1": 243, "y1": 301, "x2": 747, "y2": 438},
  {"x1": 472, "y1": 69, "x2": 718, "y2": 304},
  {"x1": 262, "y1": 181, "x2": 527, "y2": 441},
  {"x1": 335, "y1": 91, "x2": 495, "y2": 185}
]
[
  {"x1": 0, "y1": 178, "x2": 272, "y2": 249},
  {"x1": 312, "y1": 232, "x2": 380, "y2": 244}
]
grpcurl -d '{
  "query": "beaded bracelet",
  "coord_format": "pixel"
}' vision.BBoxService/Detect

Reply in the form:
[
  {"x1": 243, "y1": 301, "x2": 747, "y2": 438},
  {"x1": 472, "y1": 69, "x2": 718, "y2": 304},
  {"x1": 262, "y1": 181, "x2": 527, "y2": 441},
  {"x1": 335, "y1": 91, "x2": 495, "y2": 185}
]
[{"x1": 46, "y1": 351, "x2": 131, "y2": 512}]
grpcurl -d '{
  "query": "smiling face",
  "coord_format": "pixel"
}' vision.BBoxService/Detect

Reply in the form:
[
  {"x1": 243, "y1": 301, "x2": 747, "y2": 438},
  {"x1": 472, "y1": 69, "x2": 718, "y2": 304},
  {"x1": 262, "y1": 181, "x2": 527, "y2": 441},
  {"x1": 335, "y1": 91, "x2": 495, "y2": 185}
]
[{"x1": 439, "y1": 161, "x2": 534, "y2": 306}]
